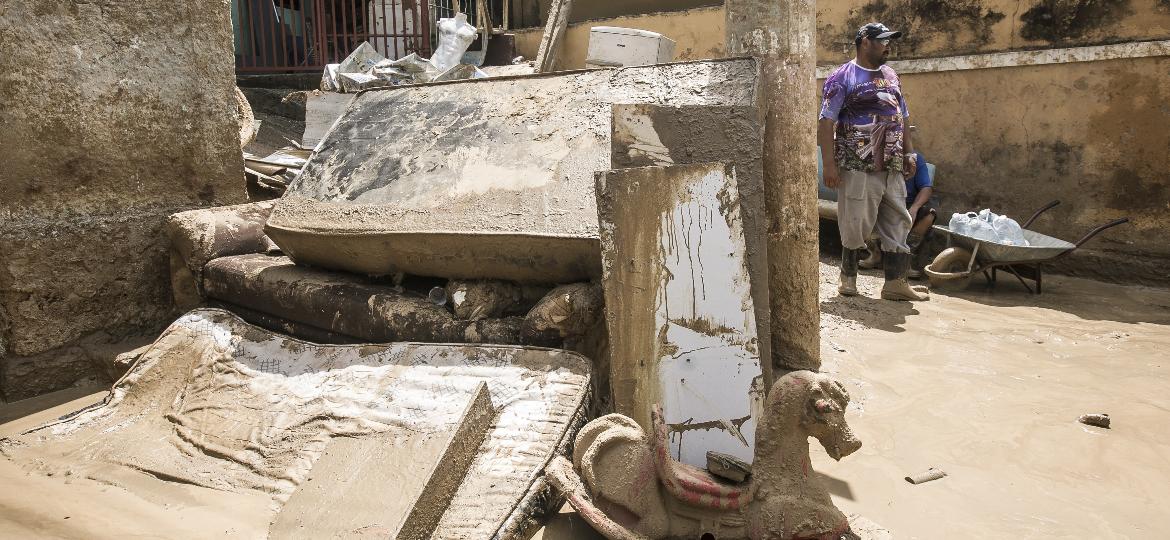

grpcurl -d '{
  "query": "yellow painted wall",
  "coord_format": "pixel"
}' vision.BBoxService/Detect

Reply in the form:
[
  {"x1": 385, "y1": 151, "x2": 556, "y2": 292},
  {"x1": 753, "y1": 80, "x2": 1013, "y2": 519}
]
[
  {"x1": 513, "y1": 6, "x2": 726, "y2": 69},
  {"x1": 887, "y1": 57, "x2": 1170, "y2": 283},
  {"x1": 514, "y1": 0, "x2": 1170, "y2": 67},
  {"x1": 816, "y1": 0, "x2": 1170, "y2": 65}
]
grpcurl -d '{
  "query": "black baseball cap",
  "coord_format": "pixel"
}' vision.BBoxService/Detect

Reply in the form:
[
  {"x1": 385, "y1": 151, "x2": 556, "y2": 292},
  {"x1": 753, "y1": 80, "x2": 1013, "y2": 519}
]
[{"x1": 855, "y1": 22, "x2": 902, "y2": 45}]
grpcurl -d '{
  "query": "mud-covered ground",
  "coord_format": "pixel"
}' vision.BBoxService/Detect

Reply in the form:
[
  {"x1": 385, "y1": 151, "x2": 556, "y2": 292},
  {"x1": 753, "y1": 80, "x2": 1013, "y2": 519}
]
[
  {"x1": 3, "y1": 258, "x2": 1169, "y2": 538},
  {"x1": 811, "y1": 257, "x2": 1170, "y2": 538},
  {"x1": 538, "y1": 258, "x2": 1170, "y2": 539}
]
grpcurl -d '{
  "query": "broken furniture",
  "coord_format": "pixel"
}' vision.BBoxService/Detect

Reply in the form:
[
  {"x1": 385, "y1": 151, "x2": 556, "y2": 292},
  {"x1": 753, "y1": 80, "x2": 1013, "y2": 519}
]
[
  {"x1": 926, "y1": 200, "x2": 1130, "y2": 293},
  {"x1": 597, "y1": 162, "x2": 765, "y2": 466},
  {"x1": 4, "y1": 57, "x2": 786, "y2": 539},
  {"x1": 244, "y1": 147, "x2": 311, "y2": 199}
]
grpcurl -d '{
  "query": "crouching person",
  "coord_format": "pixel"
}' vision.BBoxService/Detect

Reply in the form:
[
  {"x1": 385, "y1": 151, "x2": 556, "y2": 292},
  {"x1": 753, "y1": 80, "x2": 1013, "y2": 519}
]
[{"x1": 904, "y1": 151, "x2": 939, "y2": 278}]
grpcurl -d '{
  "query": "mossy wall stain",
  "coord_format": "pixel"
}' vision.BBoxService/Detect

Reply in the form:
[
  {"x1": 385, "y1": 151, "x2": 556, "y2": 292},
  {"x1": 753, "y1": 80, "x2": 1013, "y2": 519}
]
[
  {"x1": 1019, "y1": 0, "x2": 1134, "y2": 41},
  {"x1": 820, "y1": 0, "x2": 1006, "y2": 57},
  {"x1": 1088, "y1": 70, "x2": 1170, "y2": 211}
]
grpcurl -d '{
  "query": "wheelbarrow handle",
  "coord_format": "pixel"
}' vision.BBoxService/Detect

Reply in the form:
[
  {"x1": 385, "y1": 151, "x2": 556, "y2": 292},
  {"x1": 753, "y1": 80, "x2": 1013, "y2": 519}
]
[
  {"x1": 1022, "y1": 200, "x2": 1061, "y2": 228},
  {"x1": 1073, "y1": 217, "x2": 1130, "y2": 248}
]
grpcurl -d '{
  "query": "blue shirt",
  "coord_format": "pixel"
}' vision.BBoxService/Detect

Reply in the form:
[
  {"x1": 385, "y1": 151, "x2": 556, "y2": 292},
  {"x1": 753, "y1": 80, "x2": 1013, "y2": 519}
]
[{"x1": 906, "y1": 153, "x2": 931, "y2": 206}]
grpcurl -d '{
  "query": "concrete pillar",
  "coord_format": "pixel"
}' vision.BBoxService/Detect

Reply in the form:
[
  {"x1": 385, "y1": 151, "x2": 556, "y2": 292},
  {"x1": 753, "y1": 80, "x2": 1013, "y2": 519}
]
[{"x1": 726, "y1": 1, "x2": 821, "y2": 372}]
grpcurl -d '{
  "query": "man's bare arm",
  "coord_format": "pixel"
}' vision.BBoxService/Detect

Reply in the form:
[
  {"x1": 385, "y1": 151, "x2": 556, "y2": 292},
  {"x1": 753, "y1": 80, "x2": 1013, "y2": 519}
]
[
  {"x1": 908, "y1": 185, "x2": 932, "y2": 215},
  {"x1": 817, "y1": 117, "x2": 839, "y2": 188},
  {"x1": 903, "y1": 123, "x2": 915, "y2": 155}
]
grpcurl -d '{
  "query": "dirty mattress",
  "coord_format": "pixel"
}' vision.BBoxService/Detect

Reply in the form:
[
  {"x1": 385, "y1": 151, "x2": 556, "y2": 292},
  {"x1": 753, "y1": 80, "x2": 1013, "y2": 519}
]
[
  {"x1": 265, "y1": 58, "x2": 761, "y2": 282},
  {"x1": 0, "y1": 308, "x2": 591, "y2": 538}
]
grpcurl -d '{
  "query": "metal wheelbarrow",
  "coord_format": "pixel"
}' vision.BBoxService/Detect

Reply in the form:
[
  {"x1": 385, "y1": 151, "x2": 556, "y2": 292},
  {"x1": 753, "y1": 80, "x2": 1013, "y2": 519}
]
[{"x1": 924, "y1": 200, "x2": 1129, "y2": 294}]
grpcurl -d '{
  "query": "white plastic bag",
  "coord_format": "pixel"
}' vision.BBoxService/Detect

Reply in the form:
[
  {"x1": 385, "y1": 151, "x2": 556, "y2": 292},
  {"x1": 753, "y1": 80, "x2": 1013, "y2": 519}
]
[
  {"x1": 991, "y1": 214, "x2": 1028, "y2": 246},
  {"x1": 430, "y1": 13, "x2": 478, "y2": 72},
  {"x1": 949, "y1": 209, "x2": 1030, "y2": 246}
]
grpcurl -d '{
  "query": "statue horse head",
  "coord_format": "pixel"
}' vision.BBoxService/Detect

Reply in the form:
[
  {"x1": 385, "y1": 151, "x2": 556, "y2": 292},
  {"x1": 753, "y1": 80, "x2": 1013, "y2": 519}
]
[{"x1": 758, "y1": 370, "x2": 862, "y2": 463}]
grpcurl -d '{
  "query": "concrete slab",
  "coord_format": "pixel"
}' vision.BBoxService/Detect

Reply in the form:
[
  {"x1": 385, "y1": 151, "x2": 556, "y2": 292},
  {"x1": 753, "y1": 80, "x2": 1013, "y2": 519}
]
[
  {"x1": 266, "y1": 58, "x2": 760, "y2": 282},
  {"x1": 596, "y1": 162, "x2": 764, "y2": 467},
  {"x1": 270, "y1": 383, "x2": 495, "y2": 539}
]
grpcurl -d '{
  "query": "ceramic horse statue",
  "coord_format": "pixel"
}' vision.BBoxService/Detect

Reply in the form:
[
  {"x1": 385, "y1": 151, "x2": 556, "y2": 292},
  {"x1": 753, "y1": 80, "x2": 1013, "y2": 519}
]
[{"x1": 546, "y1": 370, "x2": 863, "y2": 540}]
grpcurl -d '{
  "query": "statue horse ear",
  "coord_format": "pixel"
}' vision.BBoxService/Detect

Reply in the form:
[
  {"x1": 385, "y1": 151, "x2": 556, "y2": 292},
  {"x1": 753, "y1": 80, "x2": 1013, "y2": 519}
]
[
  {"x1": 806, "y1": 395, "x2": 839, "y2": 424},
  {"x1": 805, "y1": 378, "x2": 849, "y2": 423}
]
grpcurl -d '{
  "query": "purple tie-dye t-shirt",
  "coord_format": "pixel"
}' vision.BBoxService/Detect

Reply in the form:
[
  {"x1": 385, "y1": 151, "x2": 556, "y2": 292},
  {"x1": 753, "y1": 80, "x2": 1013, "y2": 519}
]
[{"x1": 819, "y1": 61, "x2": 909, "y2": 174}]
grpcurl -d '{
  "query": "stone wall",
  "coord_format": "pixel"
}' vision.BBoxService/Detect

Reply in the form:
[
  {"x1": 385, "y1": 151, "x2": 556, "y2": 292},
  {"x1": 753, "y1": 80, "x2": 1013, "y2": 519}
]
[{"x1": 0, "y1": 1, "x2": 245, "y2": 400}]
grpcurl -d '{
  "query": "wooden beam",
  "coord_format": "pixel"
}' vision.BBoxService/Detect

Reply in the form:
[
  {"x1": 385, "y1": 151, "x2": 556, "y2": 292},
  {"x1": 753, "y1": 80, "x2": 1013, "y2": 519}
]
[{"x1": 533, "y1": 0, "x2": 572, "y2": 72}]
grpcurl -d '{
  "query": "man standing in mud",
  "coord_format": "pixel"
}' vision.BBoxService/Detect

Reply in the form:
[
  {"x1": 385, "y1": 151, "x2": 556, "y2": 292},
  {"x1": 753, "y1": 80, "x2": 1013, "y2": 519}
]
[{"x1": 819, "y1": 22, "x2": 928, "y2": 302}]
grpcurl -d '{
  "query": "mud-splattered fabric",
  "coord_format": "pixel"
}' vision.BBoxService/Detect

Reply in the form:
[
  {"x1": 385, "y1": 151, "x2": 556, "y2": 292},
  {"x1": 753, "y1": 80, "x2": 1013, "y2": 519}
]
[
  {"x1": 820, "y1": 61, "x2": 910, "y2": 174},
  {"x1": 0, "y1": 309, "x2": 591, "y2": 539}
]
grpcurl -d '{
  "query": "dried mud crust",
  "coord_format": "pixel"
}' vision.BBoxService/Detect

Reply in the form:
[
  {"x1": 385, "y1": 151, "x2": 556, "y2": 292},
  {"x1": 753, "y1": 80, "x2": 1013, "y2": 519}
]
[
  {"x1": 264, "y1": 59, "x2": 760, "y2": 281},
  {"x1": 3, "y1": 309, "x2": 593, "y2": 538}
]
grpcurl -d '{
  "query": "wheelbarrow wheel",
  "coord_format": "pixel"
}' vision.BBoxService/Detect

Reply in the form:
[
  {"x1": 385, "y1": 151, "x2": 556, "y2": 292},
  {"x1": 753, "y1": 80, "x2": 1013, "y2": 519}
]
[{"x1": 924, "y1": 247, "x2": 975, "y2": 290}]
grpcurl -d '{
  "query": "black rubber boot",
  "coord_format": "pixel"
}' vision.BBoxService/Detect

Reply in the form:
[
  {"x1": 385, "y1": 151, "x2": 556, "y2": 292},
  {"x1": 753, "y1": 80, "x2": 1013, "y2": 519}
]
[
  {"x1": 839, "y1": 248, "x2": 860, "y2": 296},
  {"x1": 858, "y1": 239, "x2": 882, "y2": 269},
  {"x1": 907, "y1": 230, "x2": 930, "y2": 279},
  {"x1": 909, "y1": 245, "x2": 931, "y2": 280},
  {"x1": 881, "y1": 252, "x2": 929, "y2": 301}
]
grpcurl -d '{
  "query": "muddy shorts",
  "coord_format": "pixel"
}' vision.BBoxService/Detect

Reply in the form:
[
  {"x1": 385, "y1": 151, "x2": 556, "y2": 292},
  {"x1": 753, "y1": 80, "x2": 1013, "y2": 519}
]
[{"x1": 837, "y1": 168, "x2": 912, "y2": 253}]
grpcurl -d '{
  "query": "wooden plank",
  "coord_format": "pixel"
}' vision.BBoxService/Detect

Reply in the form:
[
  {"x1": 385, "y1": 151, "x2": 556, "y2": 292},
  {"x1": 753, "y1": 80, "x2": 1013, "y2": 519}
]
[
  {"x1": 533, "y1": 0, "x2": 572, "y2": 72},
  {"x1": 301, "y1": 92, "x2": 354, "y2": 150}
]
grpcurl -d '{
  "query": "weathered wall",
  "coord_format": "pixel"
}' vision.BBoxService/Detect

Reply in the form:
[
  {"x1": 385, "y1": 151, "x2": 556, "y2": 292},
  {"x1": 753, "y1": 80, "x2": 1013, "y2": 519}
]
[
  {"x1": 517, "y1": 0, "x2": 1170, "y2": 67},
  {"x1": 516, "y1": 2, "x2": 1169, "y2": 284},
  {"x1": 513, "y1": 6, "x2": 727, "y2": 69},
  {"x1": 816, "y1": 0, "x2": 1170, "y2": 64},
  {"x1": 550, "y1": 0, "x2": 721, "y2": 24},
  {"x1": 0, "y1": 1, "x2": 245, "y2": 400},
  {"x1": 896, "y1": 56, "x2": 1170, "y2": 284}
]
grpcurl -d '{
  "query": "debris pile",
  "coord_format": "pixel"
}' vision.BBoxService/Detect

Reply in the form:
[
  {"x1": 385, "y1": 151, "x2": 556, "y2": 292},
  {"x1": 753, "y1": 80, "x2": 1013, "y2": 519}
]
[
  {"x1": 320, "y1": 14, "x2": 486, "y2": 93},
  {"x1": 161, "y1": 200, "x2": 603, "y2": 349},
  {"x1": 3, "y1": 51, "x2": 873, "y2": 539},
  {"x1": 243, "y1": 147, "x2": 309, "y2": 198}
]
